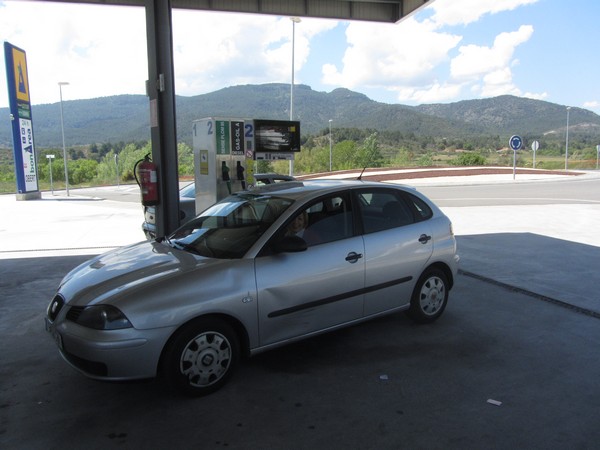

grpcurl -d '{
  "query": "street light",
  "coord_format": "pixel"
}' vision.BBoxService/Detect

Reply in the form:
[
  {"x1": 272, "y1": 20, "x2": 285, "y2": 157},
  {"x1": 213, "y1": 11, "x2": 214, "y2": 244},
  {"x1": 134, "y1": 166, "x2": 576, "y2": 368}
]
[
  {"x1": 329, "y1": 119, "x2": 333, "y2": 172},
  {"x1": 289, "y1": 17, "x2": 301, "y2": 121},
  {"x1": 58, "y1": 82, "x2": 70, "y2": 196},
  {"x1": 565, "y1": 106, "x2": 571, "y2": 171},
  {"x1": 46, "y1": 154, "x2": 55, "y2": 195},
  {"x1": 289, "y1": 17, "x2": 301, "y2": 177}
]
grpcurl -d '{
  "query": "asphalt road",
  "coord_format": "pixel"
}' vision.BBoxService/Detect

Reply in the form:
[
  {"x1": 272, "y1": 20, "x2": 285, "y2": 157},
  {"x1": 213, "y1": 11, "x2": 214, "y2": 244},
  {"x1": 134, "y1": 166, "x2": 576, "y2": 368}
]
[
  {"x1": 2, "y1": 174, "x2": 600, "y2": 449},
  {"x1": 73, "y1": 174, "x2": 600, "y2": 206},
  {"x1": 419, "y1": 175, "x2": 600, "y2": 206}
]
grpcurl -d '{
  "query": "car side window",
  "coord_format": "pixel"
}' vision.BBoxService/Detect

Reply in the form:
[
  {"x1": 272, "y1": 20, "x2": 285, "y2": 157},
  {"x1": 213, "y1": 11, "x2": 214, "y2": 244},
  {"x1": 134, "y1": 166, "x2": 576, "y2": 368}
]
[
  {"x1": 405, "y1": 192, "x2": 433, "y2": 222},
  {"x1": 286, "y1": 193, "x2": 354, "y2": 247},
  {"x1": 357, "y1": 189, "x2": 416, "y2": 234}
]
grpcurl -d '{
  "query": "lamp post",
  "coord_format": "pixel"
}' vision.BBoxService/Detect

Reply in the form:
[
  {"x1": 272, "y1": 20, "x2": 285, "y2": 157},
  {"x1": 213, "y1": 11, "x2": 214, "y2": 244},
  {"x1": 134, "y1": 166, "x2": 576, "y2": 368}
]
[
  {"x1": 46, "y1": 154, "x2": 55, "y2": 195},
  {"x1": 329, "y1": 119, "x2": 333, "y2": 172},
  {"x1": 115, "y1": 154, "x2": 120, "y2": 187},
  {"x1": 289, "y1": 17, "x2": 301, "y2": 176},
  {"x1": 59, "y1": 82, "x2": 70, "y2": 196},
  {"x1": 289, "y1": 17, "x2": 301, "y2": 121},
  {"x1": 565, "y1": 106, "x2": 571, "y2": 171}
]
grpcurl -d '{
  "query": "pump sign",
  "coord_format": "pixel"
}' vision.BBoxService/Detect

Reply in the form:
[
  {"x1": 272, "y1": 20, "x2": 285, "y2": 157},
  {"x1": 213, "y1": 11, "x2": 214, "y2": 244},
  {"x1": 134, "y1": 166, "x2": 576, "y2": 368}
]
[{"x1": 4, "y1": 42, "x2": 39, "y2": 194}]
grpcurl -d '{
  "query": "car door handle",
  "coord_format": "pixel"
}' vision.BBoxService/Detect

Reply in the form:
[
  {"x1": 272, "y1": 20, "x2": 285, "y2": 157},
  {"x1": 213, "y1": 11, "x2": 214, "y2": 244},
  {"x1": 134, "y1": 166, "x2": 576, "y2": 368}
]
[
  {"x1": 345, "y1": 252, "x2": 363, "y2": 263},
  {"x1": 419, "y1": 234, "x2": 432, "y2": 244}
]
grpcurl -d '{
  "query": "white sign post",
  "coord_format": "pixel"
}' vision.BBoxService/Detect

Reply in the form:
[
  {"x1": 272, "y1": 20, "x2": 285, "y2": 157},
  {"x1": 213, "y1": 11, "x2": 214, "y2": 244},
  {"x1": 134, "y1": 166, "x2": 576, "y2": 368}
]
[
  {"x1": 46, "y1": 154, "x2": 55, "y2": 194},
  {"x1": 531, "y1": 140, "x2": 540, "y2": 169}
]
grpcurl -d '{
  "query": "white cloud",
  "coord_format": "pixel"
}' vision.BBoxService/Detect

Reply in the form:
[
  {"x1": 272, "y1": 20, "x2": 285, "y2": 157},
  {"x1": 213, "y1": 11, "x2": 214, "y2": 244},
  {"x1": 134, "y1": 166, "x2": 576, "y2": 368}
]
[
  {"x1": 0, "y1": 3, "x2": 336, "y2": 106},
  {"x1": 319, "y1": 0, "x2": 544, "y2": 105},
  {"x1": 523, "y1": 92, "x2": 549, "y2": 101},
  {"x1": 321, "y1": 17, "x2": 461, "y2": 89},
  {"x1": 583, "y1": 100, "x2": 600, "y2": 110},
  {"x1": 172, "y1": 13, "x2": 336, "y2": 95},
  {"x1": 450, "y1": 25, "x2": 534, "y2": 98},
  {"x1": 393, "y1": 82, "x2": 465, "y2": 104},
  {"x1": 0, "y1": 0, "x2": 557, "y2": 109},
  {"x1": 0, "y1": 2, "x2": 148, "y2": 105},
  {"x1": 429, "y1": 0, "x2": 540, "y2": 27},
  {"x1": 451, "y1": 25, "x2": 533, "y2": 80}
]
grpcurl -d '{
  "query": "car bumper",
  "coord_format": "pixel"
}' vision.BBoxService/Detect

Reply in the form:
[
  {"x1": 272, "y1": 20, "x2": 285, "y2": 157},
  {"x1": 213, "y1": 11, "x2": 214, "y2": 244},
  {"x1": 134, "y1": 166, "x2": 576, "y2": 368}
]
[
  {"x1": 142, "y1": 222, "x2": 156, "y2": 240},
  {"x1": 46, "y1": 318, "x2": 175, "y2": 381}
]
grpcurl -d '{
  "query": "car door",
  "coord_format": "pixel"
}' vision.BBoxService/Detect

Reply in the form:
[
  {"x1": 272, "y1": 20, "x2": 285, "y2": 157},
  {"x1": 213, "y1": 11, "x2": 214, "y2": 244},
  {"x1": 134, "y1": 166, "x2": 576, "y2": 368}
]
[
  {"x1": 255, "y1": 192, "x2": 365, "y2": 347},
  {"x1": 356, "y1": 188, "x2": 434, "y2": 317}
]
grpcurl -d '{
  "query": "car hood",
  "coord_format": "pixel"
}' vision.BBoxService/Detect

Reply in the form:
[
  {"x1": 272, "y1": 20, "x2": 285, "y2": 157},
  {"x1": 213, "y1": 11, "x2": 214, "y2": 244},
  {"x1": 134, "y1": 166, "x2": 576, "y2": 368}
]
[{"x1": 58, "y1": 240, "x2": 208, "y2": 306}]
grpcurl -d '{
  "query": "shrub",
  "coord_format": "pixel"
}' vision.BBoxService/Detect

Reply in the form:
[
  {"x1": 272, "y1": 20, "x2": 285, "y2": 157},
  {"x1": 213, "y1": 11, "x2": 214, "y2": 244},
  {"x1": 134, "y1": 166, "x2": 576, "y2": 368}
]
[{"x1": 452, "y1": 152, "x2": 487, "y2": 166}]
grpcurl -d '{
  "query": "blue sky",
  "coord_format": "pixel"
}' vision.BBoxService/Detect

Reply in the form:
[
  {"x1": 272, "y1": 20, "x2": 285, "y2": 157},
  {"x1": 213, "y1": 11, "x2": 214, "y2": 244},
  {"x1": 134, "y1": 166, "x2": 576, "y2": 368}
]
[{"x1": 1, "y1": 0, "x2": 599, "y2": 113}]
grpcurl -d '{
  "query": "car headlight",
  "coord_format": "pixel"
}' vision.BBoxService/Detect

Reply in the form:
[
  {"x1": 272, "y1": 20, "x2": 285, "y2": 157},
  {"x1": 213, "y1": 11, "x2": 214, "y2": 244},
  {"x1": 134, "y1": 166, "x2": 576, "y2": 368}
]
[{"x1": 74, "y1": 305, "x2": 133, "y2": 330}]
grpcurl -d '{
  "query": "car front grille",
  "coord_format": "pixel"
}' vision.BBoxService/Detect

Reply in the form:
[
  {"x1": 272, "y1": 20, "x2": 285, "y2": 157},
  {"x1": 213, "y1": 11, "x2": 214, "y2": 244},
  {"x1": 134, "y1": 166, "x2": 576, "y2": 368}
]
[
  {"x1": 47, "y1": 295, "x2": 65, "y2": 321},
  {"x1": 66, "y1": 306, "x2": 85, "y2": 322}
]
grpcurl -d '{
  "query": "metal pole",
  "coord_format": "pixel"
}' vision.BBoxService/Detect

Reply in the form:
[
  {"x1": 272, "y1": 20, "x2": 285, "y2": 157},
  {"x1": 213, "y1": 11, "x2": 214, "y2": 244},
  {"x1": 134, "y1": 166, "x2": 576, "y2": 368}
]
[
  {"x1": 59, "y1": 82, "x2": 70, "y2": 196},
  {"x1": 289, "y1": 17, "x2": 300, "y2": 177},
  {"x1": 565, "y1": 106, "x2": 571, "y2": 171},
  {"x1": 329, "y1": 119, "x2": 333, "y2": 172},
  {"x1": 49, "y1": 157, "x2": 53, "y2": 194},
  {"x1": 47, "y1": 155, "x2": 54, "y2": 195},
  {"x1": 145, "y1": 0, "x2": 181, "y2": 237}
]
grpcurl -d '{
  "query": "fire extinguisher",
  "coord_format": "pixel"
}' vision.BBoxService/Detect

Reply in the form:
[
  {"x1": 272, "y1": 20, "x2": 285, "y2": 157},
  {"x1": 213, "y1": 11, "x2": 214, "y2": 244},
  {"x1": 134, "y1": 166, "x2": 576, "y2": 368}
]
[{"x1": 134, "y1": 154, "x2": 159, "y2": 206}]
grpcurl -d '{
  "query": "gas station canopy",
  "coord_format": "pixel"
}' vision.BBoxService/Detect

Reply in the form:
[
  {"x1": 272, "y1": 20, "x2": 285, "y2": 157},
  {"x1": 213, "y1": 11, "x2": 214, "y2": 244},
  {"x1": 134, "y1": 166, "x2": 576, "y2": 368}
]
[
  {"x1": 43, "y1": 0, "x2": 434, "y2": 238},
  {"x1": 50, "y1": 0, "x2": 431, "y2": 23}
]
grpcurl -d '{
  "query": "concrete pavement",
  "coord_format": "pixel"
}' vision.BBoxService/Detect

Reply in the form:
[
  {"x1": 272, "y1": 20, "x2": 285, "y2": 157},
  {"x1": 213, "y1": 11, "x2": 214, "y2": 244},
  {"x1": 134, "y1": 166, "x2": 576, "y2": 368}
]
[{"x1": 2, "y1": 169, "x2": 600, "y2": 449}]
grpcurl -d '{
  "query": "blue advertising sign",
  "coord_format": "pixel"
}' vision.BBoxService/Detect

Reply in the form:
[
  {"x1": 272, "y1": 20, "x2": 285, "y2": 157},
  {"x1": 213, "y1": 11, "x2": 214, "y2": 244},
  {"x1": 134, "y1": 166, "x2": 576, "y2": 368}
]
[{"x1": 4, "y1": 42, "x2": 39, "y2": 195}]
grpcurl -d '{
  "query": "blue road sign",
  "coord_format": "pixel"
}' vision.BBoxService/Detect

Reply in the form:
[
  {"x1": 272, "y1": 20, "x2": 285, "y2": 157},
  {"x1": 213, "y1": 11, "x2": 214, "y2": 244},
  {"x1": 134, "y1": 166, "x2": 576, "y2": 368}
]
[{"x1": 509, "y1": 135, "x2": 523, "y2": 151}]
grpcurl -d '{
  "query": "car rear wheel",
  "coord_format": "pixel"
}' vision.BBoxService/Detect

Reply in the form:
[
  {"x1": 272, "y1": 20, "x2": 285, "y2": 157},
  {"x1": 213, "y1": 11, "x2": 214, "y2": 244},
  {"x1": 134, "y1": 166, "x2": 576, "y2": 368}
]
[
  {"x1": 406, "y1": 268, "x2": 449, "y2": 323},
  {"x1": 161, "y1": 318, "x2": 240, "y2": 396}
]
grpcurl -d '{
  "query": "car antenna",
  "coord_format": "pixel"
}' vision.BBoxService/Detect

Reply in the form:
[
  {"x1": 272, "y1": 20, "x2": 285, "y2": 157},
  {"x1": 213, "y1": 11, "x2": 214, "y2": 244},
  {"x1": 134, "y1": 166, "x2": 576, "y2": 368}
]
[{"x1": 357, "y1": 167, "x2": 367, "y2": 180}]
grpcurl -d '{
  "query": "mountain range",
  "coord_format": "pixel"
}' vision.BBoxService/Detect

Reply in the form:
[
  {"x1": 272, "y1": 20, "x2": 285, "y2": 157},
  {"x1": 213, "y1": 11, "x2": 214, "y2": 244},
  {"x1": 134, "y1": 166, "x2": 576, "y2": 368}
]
[{"x1": 1, "y1": 83, "x2": 599, "y2": 149}]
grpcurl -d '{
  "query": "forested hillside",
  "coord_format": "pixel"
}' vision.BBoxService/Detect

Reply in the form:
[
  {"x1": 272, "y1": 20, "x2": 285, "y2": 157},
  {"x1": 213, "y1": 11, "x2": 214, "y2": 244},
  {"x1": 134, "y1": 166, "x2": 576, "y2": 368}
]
[
  {"x1": 2, "y1": 83, "x2": 599, "y2": 149},
  {"x1": 2, "y1": 84, "x2": 600, "y2": 193}
]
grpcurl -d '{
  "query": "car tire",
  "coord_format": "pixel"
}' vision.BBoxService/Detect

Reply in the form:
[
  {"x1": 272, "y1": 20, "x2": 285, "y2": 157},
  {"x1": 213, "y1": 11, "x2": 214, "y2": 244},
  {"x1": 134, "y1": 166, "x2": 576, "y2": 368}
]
[
  {"x1": 161, "y1": 318, "x2": 240, "y2": 397},
  {"x1": 406, "y1": 268, "x2": 449, "y2": 324}
]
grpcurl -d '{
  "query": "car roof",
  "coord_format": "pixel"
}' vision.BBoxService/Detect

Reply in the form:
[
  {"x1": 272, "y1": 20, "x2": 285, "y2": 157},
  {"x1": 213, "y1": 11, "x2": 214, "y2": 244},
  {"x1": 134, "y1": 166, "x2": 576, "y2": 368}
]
[{"x1": 242, "y1": 179, "x2": 414, "y2": 201}]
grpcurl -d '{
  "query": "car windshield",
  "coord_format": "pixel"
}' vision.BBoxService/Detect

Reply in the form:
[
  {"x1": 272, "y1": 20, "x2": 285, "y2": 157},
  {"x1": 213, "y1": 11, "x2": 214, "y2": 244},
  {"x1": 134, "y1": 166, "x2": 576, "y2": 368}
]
[{"x1": 167, "y1": 193, "x2": 293, "y2": 258}]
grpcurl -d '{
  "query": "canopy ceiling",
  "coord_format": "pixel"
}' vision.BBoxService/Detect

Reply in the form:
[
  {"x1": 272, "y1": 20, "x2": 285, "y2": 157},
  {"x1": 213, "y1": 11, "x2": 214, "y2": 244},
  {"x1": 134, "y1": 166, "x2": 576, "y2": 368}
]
[{"x1": 44, "y1": 0, "x2": 432, "y2": 23}]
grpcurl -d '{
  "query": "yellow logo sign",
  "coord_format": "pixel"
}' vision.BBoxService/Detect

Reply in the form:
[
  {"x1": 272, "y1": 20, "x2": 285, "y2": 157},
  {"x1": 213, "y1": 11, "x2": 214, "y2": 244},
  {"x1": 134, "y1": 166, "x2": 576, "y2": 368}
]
[{"x1": 12, "y1": 47, "x2": 30, "y2": 103}]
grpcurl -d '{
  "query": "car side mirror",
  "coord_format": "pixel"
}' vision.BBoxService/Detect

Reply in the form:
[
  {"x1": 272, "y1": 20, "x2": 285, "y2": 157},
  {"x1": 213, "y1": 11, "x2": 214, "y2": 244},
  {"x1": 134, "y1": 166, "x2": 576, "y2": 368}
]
[{"x1": 271, "y1": 235, "x2": 308, "y2": 253}]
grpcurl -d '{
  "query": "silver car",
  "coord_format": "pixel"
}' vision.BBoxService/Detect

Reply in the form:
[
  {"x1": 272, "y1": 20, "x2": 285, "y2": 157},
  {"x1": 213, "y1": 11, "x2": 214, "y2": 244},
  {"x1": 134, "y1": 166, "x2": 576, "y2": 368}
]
[{"x1": 46, "y1": 180, "x2": 459, "y2": 396}]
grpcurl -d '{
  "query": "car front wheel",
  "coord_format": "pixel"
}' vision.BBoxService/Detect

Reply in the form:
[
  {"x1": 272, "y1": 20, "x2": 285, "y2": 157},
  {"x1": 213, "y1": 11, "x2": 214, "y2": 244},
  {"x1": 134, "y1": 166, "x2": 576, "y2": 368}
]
[
  {"x1": 406, "y1": 268, "x2": 449, "y2": 323},
  {"x1": 161, "y1": 318, "x2": 240, "y2": 396}
]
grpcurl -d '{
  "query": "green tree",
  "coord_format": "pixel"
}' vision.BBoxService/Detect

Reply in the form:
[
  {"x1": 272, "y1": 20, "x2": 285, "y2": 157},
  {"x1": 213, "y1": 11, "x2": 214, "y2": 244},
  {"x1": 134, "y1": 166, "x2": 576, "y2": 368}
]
[
  {"x1": 70, "y1": 159, "x2": 98, "y2": 184},
  {"x1": 354, "y1": 132, "x2": 383, "y2": 168},
  {"x1": 177, "y1": 142, "x2": 194, "y2": 177},
  {"x1": 333, "y1": 140, "x2": 358, "y2": 170}
]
